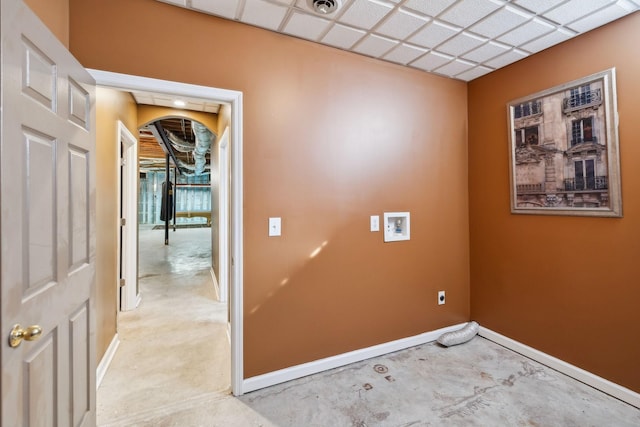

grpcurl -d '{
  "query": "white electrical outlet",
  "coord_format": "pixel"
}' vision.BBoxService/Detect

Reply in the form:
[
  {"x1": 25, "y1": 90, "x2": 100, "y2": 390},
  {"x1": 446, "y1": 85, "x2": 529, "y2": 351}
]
[
  {"x1": 268, "y1": 217, "x2": 281, "y2": 236},
  {"x1": 438, "y1": 291, "x2": 445, "y2": 305}
]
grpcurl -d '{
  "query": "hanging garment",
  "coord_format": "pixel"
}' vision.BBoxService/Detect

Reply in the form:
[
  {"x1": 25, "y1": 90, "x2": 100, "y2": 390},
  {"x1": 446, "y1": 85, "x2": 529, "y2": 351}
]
[{"x1": 160, "y1": 181, "x2": 174, "y2": 221}]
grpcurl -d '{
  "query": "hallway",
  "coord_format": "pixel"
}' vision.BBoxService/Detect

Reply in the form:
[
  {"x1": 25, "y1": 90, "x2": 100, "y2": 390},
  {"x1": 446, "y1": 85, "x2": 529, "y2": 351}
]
[
  {"x1": 96, "y1": 229, "x2": 640, "y2": 426},
  {"x1": 97, "y1": 226, "x2": 231, "y2": 425}
]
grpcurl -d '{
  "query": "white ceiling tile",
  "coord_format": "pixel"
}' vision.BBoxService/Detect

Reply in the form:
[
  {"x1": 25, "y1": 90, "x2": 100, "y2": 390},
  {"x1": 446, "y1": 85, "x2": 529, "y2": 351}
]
[
  {"x1": 436, "y1": 32, "x2": 487, "y2": 56},
  {"x1": 462, "y1": 41, "x2": 510, "y2": 62},
  {"x1": 376, "y1": 9, "x2": 430, "y2": 40},
  {"x1": 469, "y1": 6, "x2": 533, "y2": 39},
  {"x1": 456, "y1": 65, "x2": 494, "y2": 81},
  {"x1": 403, "y1": 0, "x2": 457, "y2": 17},
  {"x1": 512, "y1": 0, "x2": 569, "y2": 14},
  {"x1": 383, "y1": 43, "x2": 428, "y2": 64},
  {"x1": 439, "y1": 0, "x2": 504, "y2": 28},
  {"x1": 542, "y1": 0, "x2": 616, "y2": 25},
  {"x1": 410, "y1": 51, "x2": 454, "y2": 71},
  {"x1": 619, "y1": 0, "x2": 640, "y2": 9},
  {"x1": 157, "y1": 0, "x2": 187, "y2": 6},
  {"x1": 484, "y1": 48, "x2": 527, "y2": 68},
  {"x1": 241, "y1": 0, "x2": 288, "y2": 30},
  {"x1": 322, "y1": 24, "x2": 367, "y2": 49},
  {"x1": 353, "y1": 34, "x2": 398, "y2": 57},
  {"x1": 519, "y1": 27, "x2": 574, "y2": 53},
  {"x1": 567, "y1": 2, "x2": 631, "y2": 32},
  {"x1": 339, "y1": 0, "x2": 394, "y2": 30},
  {"x1": 157, "y1": 0, "x2": 638, "y2": 82},
  {"x1": 155, "y1": 100, "x2": 174, "y2": 108},
  {"x1": 283, "y1": 11, "x2": 331, "y2": 40},
  {"x1": 185, "y1": 101, "x2": 204, "y2": 111},
  {"x1": 190, "y1": 0, "x2": 239, "y2": 19},
  {"x1": 496, "y1": 18, "x2": 555, "y2": 47},
  {"x1": 433, "y1": 58, "x2": 476, "y2": 76},
  {"x1": 136, "y1": 94, "x2": 151, "y2": 104},
  {"x1": 408, "y1": 21, "x2": 460, "y2": 49},
  {"x1": 153, "y1": 96, "x2": 174, "y2": 103}
]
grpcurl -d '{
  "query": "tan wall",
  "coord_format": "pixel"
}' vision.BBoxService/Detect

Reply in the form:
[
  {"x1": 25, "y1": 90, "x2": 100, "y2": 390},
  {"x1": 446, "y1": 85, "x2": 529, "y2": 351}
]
[
  {"x1": 137, "y1": 106, "x2": 217, "y2": 132},
  {"x1": 24, "y1": 0, "x2": 69, "y2": 47},
  {"x1": 70, "y1": 0, "x2": 470, "y2": 378},
  {"x1": 468, "y1": 12, "x2": 640, "y2": 393},
  {"x1": 95, "y1": 87, "x2": 138, "y2": 361}
]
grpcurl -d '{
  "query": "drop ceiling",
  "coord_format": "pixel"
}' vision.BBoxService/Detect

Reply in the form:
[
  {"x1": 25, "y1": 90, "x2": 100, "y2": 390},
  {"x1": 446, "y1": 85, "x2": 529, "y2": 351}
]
[{"x1": 156, "y1": 0, "x2": 639, "y2": 81}]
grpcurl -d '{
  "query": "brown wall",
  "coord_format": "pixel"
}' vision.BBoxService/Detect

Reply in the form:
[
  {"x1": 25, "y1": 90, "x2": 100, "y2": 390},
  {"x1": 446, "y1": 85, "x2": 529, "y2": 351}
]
[
  {"x1": 468, "y1": 12, "x2": 640, "y2": 393},
  {"x1": 95, "y1": 87, "x2": 138, "y2": 360},
  {"x1": 24, "y1": 0, "x2": 69, "y2": 47},
  {"x1": 70, "y1": 0, "x2": 470, "y2": 377}
]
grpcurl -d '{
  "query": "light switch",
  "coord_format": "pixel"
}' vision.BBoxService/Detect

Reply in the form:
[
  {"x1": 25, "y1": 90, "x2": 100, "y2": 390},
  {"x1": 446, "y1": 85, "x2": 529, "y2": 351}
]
[
  {"x1": 370, "y1": 215, "x2": 380, "y2": 232},
  {"x1": 269, "y1": 217, "x2": 281, "y2": 237}
]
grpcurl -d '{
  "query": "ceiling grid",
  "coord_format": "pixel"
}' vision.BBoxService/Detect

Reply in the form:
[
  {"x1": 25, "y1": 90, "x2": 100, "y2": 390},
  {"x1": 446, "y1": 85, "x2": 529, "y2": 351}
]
[{"x1": 158, "y1": 0, "x2": 639, "y2": 81}]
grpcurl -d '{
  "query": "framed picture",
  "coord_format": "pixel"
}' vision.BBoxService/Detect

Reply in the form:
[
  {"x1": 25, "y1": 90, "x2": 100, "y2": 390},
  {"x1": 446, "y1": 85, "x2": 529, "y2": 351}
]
[{"x1": 507, "y1": 68, "x2": 622, "y2": 217}]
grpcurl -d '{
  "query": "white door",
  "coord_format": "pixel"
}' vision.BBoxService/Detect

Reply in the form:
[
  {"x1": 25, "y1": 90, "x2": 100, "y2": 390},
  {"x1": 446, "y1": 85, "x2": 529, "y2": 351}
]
[{"x1": 1, "y1": 1, "x2": 96, "y2": 426}]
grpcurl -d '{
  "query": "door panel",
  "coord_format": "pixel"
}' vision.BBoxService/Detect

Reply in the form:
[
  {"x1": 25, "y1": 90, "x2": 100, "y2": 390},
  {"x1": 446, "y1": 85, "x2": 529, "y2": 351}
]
[
  {"x1": 70, "y1": 303, "x2": 91, "y2": 426},
  {"x1": 24, "y1": 129, "x2": 57, "y2": 292},
  {"x1": 22, "y1": 36, "x2": 57, "y2": 110},
  {"x1": 25, "y1": 333, "x2": 56, "y2": 427},
  {"x1": 1, "y1": 2, "x2": 96, "y2": 426},
  {"x1": 69, "y1": 146, "x2": 90, "y2": 270}
]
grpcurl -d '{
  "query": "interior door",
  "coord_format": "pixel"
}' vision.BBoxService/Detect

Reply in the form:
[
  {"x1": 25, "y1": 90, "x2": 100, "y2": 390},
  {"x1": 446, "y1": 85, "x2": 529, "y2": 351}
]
[{"x1": 1, "y1": 2, "x2": 96, "y2": 426}]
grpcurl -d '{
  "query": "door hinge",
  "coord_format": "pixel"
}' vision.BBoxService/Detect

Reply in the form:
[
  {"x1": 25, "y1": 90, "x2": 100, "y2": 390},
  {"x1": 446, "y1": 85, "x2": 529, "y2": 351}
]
[
  {"x1": 119, "y1": 278, "x2": 126, "y2": 288},
  {"x1": 231, "y1": 257, "x2": 234, "y2": 267},
  {"x1": 120, "y1": 218, "x2": 126, "y2": 226}
]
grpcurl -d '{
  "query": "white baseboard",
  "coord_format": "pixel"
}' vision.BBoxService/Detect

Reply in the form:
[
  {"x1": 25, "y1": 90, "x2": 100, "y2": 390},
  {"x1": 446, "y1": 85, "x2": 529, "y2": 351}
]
[
  {"x1": 242, "y1": 323, "x2": 466, "y2": 394},
  {"x1": 479, "y1": 327, "x2": 640, "y2": 409},
  {"x1": 210, "y1": 267, "x2": 220, "y2": 301},
  {"x1": 96, "y1": 333, "x2": 120, "y2": 389}
]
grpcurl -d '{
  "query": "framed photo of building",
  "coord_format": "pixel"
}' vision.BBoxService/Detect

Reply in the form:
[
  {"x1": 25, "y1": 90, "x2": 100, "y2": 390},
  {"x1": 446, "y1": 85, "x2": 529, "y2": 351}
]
[{"x1": 507, "y1": 68, "x2": 622, "y2": 217}]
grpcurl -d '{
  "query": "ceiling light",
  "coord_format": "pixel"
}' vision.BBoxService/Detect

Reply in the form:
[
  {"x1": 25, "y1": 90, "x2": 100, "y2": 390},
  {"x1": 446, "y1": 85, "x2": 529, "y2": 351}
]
[
  {"x1": 173, "y1": 100, "x2": 186, "y2": 107},
  {"x1": 307, "y1": 0, "x2": 341, "y2": 15}
]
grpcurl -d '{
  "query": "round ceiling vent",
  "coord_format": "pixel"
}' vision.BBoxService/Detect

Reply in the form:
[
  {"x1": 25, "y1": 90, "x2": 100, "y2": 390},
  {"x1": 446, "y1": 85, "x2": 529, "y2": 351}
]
[{"x1": 307, "y1": 0, "x2": 341, "y2": 15}]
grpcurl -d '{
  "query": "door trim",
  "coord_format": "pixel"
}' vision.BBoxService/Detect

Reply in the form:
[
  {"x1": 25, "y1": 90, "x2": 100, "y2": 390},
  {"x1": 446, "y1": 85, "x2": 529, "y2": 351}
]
[
  {"x1": 117, "y1": 121, "x2": 139, "y2": 311},
  {"x1": 218, "y1": 127, "x2": 230, "y2": 303},
  {"x1": 88, "y1": 69, "x2": 245, "y2": 396}
]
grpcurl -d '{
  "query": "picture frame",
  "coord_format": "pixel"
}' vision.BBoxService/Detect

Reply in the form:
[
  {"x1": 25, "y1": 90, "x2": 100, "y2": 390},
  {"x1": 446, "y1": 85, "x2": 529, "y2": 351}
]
[{"x1": 507, "y1": 68, "x2": 622, "y2": 217}]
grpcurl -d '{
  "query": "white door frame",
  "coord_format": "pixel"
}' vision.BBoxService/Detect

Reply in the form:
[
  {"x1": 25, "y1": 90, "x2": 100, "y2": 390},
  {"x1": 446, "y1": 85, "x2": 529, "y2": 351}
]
[
  {"x1": 88, "y1": 69, "x2": 245, "y2": 395},
  {"x1": 218, "y1": 127, "x2": 230, "y2": 303},
  {"x1": 117, "y1": 121, "x2": 140, "y2": 311}
]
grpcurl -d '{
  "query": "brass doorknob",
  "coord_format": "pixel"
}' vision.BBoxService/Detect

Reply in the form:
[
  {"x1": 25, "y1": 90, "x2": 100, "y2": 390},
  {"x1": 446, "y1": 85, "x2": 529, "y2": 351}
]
[{"x1": 9, "y1": 324, "x2": 43, "y2": 348}]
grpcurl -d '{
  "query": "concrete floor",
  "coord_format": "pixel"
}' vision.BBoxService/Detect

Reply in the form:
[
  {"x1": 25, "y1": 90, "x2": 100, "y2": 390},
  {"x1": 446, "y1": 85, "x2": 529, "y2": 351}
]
[{"x1": 97, "y1": 227, "x2": 640, "y2": 426}]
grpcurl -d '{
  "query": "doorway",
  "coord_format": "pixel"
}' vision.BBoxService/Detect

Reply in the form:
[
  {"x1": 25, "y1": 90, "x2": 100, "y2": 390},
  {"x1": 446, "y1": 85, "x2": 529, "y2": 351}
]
[
  {"x1": 117, "y1": 121, "x2": 139, "y2": 312},
  {"x1": 90, "y1": 69, "x2": 244, "y2": 395}
]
